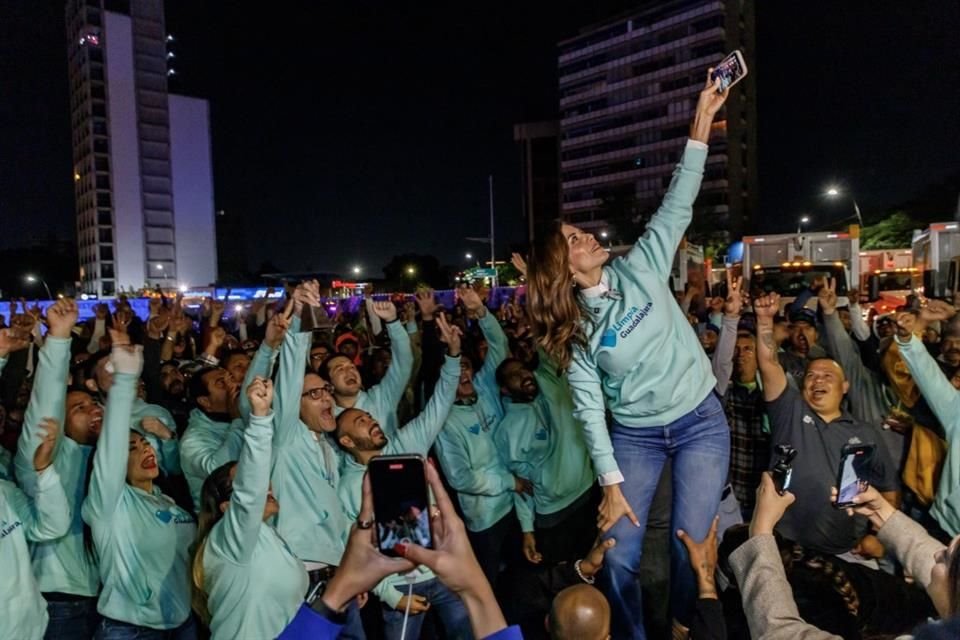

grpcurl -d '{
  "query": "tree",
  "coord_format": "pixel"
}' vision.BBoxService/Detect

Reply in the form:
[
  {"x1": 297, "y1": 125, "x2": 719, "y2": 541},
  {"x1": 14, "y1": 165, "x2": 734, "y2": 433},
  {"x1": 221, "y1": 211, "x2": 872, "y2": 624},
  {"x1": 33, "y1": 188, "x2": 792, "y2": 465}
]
[{"x1": 860, "y1": 211, "x2": 920, "y2": 249}]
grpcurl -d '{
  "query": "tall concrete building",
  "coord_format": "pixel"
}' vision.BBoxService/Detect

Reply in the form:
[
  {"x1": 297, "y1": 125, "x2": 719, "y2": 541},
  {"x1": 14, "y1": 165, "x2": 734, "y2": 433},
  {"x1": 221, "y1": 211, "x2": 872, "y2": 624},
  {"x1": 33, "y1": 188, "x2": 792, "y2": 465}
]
[
  {"x1": 66, "y1": 0, "x2": 216, "y2": 296},
  {"x1": 558, "y1": 0, "x2": 757, "y2": 244}
]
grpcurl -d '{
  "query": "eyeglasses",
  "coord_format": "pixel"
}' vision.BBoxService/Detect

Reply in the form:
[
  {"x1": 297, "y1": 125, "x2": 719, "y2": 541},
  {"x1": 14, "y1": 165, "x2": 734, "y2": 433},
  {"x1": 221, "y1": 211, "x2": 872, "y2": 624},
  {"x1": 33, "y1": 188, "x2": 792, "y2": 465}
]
[
  {"x1": 309, "y1": 353, "x2": 329, "y2": 361},
  {"x1": 301, "y1": 384, "x2": 334, "y2": 400}
]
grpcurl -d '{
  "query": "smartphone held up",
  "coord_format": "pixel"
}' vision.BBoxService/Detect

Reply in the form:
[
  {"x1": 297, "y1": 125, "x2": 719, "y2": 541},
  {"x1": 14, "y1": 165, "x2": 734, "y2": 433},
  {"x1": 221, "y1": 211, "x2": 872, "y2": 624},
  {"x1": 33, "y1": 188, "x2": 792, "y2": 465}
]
[
  {"x1": 711, "y1": 50, "x2": 748, "y2": 93},
  {"x1": 368, "y1": 454, "x2": 433, "y2": 557},
  {"x1": 834, "y1": 444, "x2": 876, "y2": 508}
]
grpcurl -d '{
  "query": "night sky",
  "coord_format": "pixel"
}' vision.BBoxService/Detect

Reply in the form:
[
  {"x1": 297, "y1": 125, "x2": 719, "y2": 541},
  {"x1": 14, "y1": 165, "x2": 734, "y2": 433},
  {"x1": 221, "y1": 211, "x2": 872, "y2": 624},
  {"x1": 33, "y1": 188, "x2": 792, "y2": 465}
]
[{"x1": 2, "y1": 1, "x2": 958, "y2": 276}]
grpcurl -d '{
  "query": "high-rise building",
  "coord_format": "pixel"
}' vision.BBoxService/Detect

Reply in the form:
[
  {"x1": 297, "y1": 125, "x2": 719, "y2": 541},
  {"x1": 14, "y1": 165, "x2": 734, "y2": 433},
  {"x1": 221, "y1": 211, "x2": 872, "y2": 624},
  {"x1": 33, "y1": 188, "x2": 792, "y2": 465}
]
[
  {"x1": 66, "y1": 0, "x2": 216, "y2": 296},
  {"x1": 557, "y1": 0, "x2": 757, "y2": 245},
  {"x1": 513, "y1": 121, "x2": 561, "y2": 244}
]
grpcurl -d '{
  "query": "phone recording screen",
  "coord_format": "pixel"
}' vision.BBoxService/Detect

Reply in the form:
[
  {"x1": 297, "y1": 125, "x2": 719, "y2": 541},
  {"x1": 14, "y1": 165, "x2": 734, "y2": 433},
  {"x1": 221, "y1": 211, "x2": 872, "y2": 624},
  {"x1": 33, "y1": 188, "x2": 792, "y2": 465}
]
[
  {"x1": 837, "y1": 447, "x2": 874, "y2": 505},
  {"x1": 712, "y1": 53, "x2": 744, "y2": 92},
  {"x1": 369, "y1": 457, "x2": 432, "y2": 557}
]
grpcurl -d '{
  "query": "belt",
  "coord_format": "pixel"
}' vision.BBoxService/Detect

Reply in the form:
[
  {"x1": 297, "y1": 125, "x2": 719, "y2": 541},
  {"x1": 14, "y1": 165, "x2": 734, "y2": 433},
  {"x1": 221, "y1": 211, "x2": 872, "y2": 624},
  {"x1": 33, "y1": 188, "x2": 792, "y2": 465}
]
[
  {"x1": 307, "y1": 566, "x2": 337, "y2": 584},
  {"x1": 42, "y1": 592, "x2": 96, "y2": 603}
]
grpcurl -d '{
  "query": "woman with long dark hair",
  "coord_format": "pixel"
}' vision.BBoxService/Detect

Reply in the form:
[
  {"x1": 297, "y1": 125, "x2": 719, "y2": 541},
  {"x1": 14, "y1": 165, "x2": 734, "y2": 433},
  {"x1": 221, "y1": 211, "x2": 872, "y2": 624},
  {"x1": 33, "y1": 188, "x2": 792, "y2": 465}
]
[
  {"x1": 81, "y1": 338, "x2": 197, "y2": 639},
  {"x1": 526, "y1": 69, "x2": 731, "y2": 638}
]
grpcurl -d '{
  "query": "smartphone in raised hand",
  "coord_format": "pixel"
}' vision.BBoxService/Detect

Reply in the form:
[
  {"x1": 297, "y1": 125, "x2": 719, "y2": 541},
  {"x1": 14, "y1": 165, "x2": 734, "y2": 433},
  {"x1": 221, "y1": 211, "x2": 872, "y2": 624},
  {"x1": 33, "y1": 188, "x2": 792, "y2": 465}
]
[
  {"x1": 711, "y1": 50, "x2": 748, "y2": 93},
  {"x1": 368, "y1": 454, "x2": 433, "y2": 557},
  {"x1": 834, "y1": 444, "x2": 876, "y2": 508}
]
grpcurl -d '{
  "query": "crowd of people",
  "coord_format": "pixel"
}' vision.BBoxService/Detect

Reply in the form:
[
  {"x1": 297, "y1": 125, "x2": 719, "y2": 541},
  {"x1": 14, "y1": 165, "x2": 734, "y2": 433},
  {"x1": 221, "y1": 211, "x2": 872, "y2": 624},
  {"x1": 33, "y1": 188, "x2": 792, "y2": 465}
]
[{"x1": 2, "y1": 68, "x2": 960, "y2": 640}]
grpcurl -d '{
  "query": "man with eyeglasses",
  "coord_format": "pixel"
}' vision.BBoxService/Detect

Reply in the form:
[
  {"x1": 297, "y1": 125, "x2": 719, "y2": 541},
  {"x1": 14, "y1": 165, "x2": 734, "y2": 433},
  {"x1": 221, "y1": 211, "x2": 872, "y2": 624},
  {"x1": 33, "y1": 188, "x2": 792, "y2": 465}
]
[{"x1": 270, "y1": 282, "x2": 365, "y2": 639}]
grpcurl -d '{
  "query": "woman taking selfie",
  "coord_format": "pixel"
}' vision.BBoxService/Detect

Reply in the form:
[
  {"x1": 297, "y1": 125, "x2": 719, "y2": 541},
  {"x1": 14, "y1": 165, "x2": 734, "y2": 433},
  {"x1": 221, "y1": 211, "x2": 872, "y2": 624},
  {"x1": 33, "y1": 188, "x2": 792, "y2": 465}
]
[{"x1": 526, "y1": 68, "x2": 731, "y2": 638}]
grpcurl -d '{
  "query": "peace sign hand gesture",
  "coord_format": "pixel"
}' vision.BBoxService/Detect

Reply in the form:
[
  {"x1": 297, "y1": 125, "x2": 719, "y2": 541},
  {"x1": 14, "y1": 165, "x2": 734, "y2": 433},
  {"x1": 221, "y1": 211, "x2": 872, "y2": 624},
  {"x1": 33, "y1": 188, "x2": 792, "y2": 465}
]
[
  {"x1": 818, "y1": 278, "x2": 839, "y2": 316},
  {"x1": 723, "y1": 272, "x2": 743, "y2": 317}
]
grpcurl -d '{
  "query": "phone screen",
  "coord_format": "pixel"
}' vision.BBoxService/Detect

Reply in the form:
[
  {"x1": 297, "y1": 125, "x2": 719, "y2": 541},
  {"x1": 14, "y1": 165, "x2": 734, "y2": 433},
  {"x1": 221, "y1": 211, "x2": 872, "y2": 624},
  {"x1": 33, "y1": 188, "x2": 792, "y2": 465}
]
[
  {"x1": 368, "y1": 456, "x2": 432, "y2": 557},
  {"x1": 836, "y1": 445, "x2": 875, "y2": 506},
  {"x1": 711, "y1": 51, "x2": 745, "y2": 92}
]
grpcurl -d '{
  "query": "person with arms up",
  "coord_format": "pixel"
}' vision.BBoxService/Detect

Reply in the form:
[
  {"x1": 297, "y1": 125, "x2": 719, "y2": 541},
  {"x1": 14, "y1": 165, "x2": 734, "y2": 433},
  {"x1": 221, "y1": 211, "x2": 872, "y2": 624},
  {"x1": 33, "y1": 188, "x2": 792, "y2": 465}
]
[
  {"x1": 525, "y1": 68, "x2": 731, "y2": 638},
  {"x1": 82, "y1": 333, "x2": 198, "y2": 639}
]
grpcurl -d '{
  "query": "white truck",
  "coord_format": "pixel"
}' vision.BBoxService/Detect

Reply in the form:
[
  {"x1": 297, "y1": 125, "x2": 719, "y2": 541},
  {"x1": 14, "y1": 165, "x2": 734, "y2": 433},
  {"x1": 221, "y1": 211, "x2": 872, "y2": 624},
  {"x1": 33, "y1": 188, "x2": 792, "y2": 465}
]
[
  {"x1": 912, "y1": 222, "x2": 960, "y2": 298},
  {"x1": 741, "y1": 226, "x2": 860, "y2": 307}
]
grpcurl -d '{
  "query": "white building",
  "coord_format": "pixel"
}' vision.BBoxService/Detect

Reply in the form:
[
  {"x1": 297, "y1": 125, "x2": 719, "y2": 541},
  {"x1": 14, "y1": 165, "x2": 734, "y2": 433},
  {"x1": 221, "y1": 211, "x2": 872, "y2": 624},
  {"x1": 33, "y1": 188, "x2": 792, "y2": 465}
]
[{"x1": 66, "y1": 0, "x2": 216, "y2": 296}]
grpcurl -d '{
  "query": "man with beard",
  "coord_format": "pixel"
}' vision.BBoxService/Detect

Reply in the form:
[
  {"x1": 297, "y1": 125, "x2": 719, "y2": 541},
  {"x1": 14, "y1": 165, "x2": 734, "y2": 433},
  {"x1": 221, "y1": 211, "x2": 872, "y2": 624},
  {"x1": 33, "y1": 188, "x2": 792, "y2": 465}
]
[
  {"x1": 494, "y1": 358, "x2": 596, "y2": 567},
  {"x1": 755, "y1": 292, "x2": 899, "y2": 554},
  {"x1": 12, "y1": 299, "x2": 105, "y2": 639},
  {"x1": 335, "y1": 313, "x2": 471, "y2": 638},
  {"x1": 321, "y1": 300, "x2": 412, "y2": 440},
  {"x1": 779, "y1": 307, "x2": 827, "y2": 389},
  {"x1": 433, "y1": 284, "x2": 523, "y2": 588}
]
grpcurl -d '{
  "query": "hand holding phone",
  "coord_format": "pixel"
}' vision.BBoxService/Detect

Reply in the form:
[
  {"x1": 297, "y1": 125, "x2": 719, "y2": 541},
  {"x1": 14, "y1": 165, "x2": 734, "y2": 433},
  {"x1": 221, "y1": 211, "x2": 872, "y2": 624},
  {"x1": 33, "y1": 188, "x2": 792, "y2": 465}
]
[
  {"x1": 834, "y1": 444, "x2": 875, "y2": 508},
  {"x1": 711, "y1": 50, "x2": 748, "y2": 93}
]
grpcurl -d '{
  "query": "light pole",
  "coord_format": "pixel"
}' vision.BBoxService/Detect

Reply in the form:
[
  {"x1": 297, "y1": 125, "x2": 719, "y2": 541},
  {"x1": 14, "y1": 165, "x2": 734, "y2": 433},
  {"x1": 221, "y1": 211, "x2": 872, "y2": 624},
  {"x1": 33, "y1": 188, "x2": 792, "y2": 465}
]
[
  {"x1": 825, "y1": 186, "x2": 863, "y2": 227},
  {"x1": 797, "y1": 215, "x2": 811, "y2": 234},
  {"x1": 24, "y1": 274, "x2": 52, "y2": 299}
]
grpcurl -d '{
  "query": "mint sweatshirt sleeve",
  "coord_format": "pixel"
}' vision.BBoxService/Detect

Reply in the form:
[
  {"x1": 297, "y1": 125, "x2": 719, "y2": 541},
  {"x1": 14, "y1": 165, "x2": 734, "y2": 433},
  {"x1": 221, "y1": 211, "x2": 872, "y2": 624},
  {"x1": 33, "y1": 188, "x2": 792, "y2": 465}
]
[
  {"x1": 898, "y1": 334, "x2": 960, "y2": 437},
  {"x1": 9, "y1": 467, "x2": 71, "y2": 542},
  {"x1": 15, "y1": 337, "x2": 71, "y2": 495},
  {"x1": 713, "y1": 314, "x2": 739, "y2": 396},
  {"x1": 567, "y1": 344, "x2": 620, "y2": 479},
  {"x1": 513, "y1": 492, "x2": 534, "y2": 533},
  {"x1": 476, "y1": 312, "x2": 509, "y2": 389},
  {"x1": 84, "y1": 372, "x2": 138, "y2": 522},
  {"x1": 209, "y1": 413, "x2": 274, "y2": 564},
  {"x1": 434, "y1": 428, "x2": 513, "y2": 497},
  {"x1": 367, "y1": 320, "x2": 414, "y2": 437},
  {"x1": 621, "y1": 141, "x2": 707, "y2": 281},
  {"x1": 373, "y1": 574, "x2": 405, "y2": 610},
  {"x1": 396, "y1": 355, "x2": 460, "y2": 455},
  {"x1": 238, "y1": 341, "x2": 278, "y2": 421},
  {"x1": 275, "y1": 318, "x2": 310, "y2": 448}
]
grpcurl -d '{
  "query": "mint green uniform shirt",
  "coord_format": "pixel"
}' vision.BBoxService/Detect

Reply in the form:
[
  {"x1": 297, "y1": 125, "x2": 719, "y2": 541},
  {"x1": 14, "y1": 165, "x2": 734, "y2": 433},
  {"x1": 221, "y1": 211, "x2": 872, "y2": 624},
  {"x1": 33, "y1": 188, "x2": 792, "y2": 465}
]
[
  {"x1": 337, "y1": 354, "x2": 460, "y2": 609},
  {"x1": 271, "y1": 320, "x2": 348, "y2": 566},
  {"x1": 14, "y1": 337, "x2": 100, "y2": 596},
  {"x1": 82, "y1": 372, "x2": 197, "y2": 629},
  {"x1": 1, "y1": 468, "x2": 71, "y2": 640},
  {"x1": 203, "y1": 413, "x2": 308, "y2": 639},
  {"x1": 567, "y1": 142, "x2": 715, "y2": 479}
]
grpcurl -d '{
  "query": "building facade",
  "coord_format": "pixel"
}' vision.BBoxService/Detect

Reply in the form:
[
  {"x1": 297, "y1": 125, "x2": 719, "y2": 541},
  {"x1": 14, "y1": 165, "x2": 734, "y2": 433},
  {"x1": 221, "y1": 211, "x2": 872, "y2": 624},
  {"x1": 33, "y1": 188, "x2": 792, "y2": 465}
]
[
  {"x1": 66, "y1": 0, "x2": 216, "y2": 296},
  {"x1": 558, "y1": 0, "x2": 757, "y2": 245},
  {"x1": 514, "y1": 121, "x2": 561, "y2": 244}
]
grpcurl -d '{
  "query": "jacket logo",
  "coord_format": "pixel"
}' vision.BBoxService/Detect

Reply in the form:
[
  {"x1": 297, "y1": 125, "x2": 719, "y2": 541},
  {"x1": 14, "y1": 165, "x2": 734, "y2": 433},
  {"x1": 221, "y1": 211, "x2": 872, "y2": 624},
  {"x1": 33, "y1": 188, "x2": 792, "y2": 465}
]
[
  {"x1": 0, "y1": 519, "x2": 22, "y2": 539},
  {"x1": 612, "y1": 303, "x2": 654, "y2": 341},
  {"x1": 467, "y1": 424, "x2": 481, "y2": 435},
  {"x1": 535, "y1": 428, "x2": 548, "y2": 441},
  {"x1": 600, "y1": 329, "x2": 617, "y2": 348},
  {"x1": 803, "y1": 415, "x2": 814, "y2": 425},
  {"x1": 155, "y1": 508, "x2": 194, "y2": 525}
]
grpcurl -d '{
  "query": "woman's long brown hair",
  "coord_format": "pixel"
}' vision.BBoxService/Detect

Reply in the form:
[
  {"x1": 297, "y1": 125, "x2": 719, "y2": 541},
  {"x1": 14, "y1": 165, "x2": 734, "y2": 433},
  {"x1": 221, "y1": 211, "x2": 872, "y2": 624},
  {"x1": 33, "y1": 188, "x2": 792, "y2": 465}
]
[
  {"x1": 191, "y1": 461, "x2": 236, "y2": 626},
  {"x1": 527, "y1": 220, "x2": 588, "y2": 371}
]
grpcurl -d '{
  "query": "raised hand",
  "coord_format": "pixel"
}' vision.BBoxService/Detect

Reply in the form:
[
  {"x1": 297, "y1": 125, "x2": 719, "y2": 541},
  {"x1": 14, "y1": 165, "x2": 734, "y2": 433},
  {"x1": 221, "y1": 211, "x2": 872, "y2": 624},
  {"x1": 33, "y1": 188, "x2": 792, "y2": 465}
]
[
  {"x1": 33, "y1": 418, "x2": 60, "y2": 472},
  {"x1": 895, "y1": 310, "x2": 918, "y2": 339},
  {"x1": 207, "y1": 327, "x2": 227, "y2": 352},
  {"x1": 724, "y1": 273, "x2": 743, "y2": 317},
  {"x1": 578, "y1": 538, "x2": 617, "y2": 579},
  {"x1": 818, "y1": 277, "x2": 839, "y2": 315},
  {"x1": 458, "y1": 285, "x2": 487, "y2": 317},
  {"x1": 112, "y1": 308, "x2": 132, "y2": 335},
  {"x1": 140, "y1": 416, "x2": 175, "y2": 441},
  {"x1": 921, "y1": 299, "x2": 957, "y2": 323},
  {"x1": 209, "y1": 298, "x2": 226, "y2": 326},
  {"x1": 690, "y1": 68, "x2": 730, "y2": 143},
  {"x1": 110, "y1": 338, "x2": 143, "y2": 377},
  {"x1": 146, "y1": 311, "x2": 171, "y2": 340},
  {"x1": 750, "y1": 472, "x2": 795, "y2": 537},
  {"x1": 415, "y1": 289, "x2": 438, "y2": 321},
  {"x1": 264, "y1": 313, "x2": 290, "y2": 350},
  {"x1": 371, "y1": 301, "x2": 398, "y2": 323},
  {"x1": 246, "y1": 377, "x2": 274, "y2": 417},
  {"x1": 754, "y1": 293, "x2": 781, "y2": 321},
  {"x1": 511, "y1": 252, "x2": 528, "y2": 277},
  {"x1": 435, "y1": 313, "x2": 462, "y2": 357},
  {"x1": 708, "y1": 296, "x2": 725, "y2": 314},
  {"x1": 46, "y1": 298, "x2": 79, "y2": 339},
  {"x1": 148, "y1": 296, "x2": 162, "y2": 318},
  {"x1": 0, "y1": 328, "x2": 30, "y2": 357}
]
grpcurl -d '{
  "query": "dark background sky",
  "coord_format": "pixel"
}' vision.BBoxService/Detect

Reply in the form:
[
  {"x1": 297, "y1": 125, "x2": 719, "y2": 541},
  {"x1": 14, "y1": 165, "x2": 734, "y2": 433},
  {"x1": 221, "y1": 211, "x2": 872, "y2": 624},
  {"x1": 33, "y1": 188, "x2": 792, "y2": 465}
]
[{"x1": 1, "y1": 1, "x2": 958, "y2": 277}]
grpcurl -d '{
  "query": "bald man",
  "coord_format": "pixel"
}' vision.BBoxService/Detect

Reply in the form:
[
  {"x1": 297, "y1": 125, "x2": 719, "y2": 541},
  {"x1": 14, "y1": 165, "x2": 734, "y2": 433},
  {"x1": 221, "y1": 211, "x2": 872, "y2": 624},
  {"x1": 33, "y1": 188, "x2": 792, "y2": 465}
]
[
  {"x1": 548, "y1": 585, "x2": 610, "y2": 640},
  {"x1": 754, "y1": 293, "x2": 899, "y2": 555}
]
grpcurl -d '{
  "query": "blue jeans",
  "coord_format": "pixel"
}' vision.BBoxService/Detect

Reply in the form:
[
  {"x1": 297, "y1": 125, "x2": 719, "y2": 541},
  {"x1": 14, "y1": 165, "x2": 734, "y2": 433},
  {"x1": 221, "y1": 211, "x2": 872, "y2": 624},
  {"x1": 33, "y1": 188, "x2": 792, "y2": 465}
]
[
  {"x1": 45, "y1": 597, "x2": 100, "y2": 640},
  {"x1": 381, "y1": 578, "x2": 473, "y2": 640},
  {"x1": 95, "y1": 616, "x2": 197, "y2": 640},
  {"x1": 599, "y1": 393, "x2": 730, "y2": 640}
]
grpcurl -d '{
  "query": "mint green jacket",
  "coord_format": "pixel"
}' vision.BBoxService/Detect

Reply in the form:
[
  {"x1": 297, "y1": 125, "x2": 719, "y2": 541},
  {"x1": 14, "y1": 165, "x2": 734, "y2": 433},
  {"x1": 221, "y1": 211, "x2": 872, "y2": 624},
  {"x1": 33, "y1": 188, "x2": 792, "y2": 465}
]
[
  {"x1": 14, "y1": 337, "x2": 100, "y2": 596},
  {"x1": 271, "y1": 319, "x2": 348, "y2": 565},
  {"x1": 337, "y1": 354, "x2": 460, "y2": 609},
  {"x1": 203, "y1": 413, "x2": 308, "y2": 640},
  {"x1": 567, "y1": 142, "x2": 715, "y2": 478},
  {"x1": 1, "y1": 468, "x2": 71, "y2": 640},
  {"x1": 82, "y1": 372, "x2": 197, "y2": 629}
]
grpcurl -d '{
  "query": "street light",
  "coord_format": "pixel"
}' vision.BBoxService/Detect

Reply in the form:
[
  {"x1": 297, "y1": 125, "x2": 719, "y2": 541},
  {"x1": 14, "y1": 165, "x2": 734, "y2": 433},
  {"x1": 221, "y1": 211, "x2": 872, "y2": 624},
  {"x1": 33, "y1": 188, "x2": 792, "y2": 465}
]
[
  {"x1": 406, "y1": 266, "x2": 416, "y2": 276},
  {"x1": 797, "y1": 215, "x2": 811, "y2": 234},
  {"x1": 24, "y1": 274, "x2": 52, "y2": 299},
  {"x1": 352, "y1": 266, "x2": 361, "y2": 276},
  {"x1": 600, "y1": 230, "x2": 608, "y2": 239},
  {"x1": 824, "y1": 185, "x2": 863, "y2": 227},
  {"x1": 465, "y1": 253, "x2": 472, "y2": 260}
]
